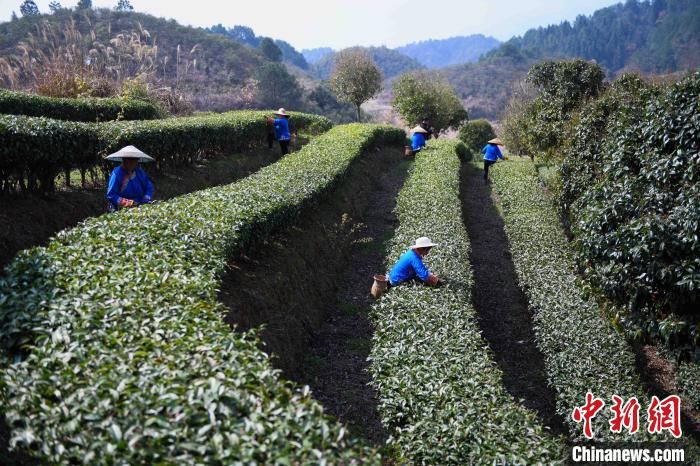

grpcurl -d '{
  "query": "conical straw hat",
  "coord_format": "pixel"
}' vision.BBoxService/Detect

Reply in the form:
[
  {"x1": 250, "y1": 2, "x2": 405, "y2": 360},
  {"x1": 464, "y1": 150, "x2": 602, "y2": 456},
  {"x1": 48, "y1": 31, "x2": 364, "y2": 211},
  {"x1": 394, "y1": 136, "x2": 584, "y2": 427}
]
[
  {"x1": 105, "y1": 145, "x2": 155, "y2": 163},
  {"x1": 411, "y1": 126, "x2": 428, "y2": 134},
  {"x1": 488, "y1": 138, "x2": 504, "y2": 146}
]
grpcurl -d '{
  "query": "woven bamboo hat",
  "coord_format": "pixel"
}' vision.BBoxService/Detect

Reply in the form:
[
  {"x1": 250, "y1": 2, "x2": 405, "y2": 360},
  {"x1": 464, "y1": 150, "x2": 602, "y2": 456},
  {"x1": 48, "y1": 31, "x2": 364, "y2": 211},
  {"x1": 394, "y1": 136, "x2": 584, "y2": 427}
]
[
  {"x1": 410, "y1": 236, "x2": 437, "y2": 249},
  {"x1": 411, "y1": 126, "x2": 428, "y2": 134},
  {"x1": 274, "y1": 108, "x2": 290, "y2": 117},
  {"x1": 105, "y1": 145, "x2": 155, "y2": 163},
  {"x1": 488, "y1": 138, "x2": 504, "y2": 146}
]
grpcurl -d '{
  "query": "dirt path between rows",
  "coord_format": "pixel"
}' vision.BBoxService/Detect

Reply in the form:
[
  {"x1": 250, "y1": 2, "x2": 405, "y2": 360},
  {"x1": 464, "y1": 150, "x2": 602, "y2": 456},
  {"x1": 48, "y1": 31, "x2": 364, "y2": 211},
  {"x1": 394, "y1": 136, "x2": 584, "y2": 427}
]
[
  {"x1": 220, "y1": 148, "x2": 409, "y2": 447},
  {"x1": 460, "y1": 162, "x2": 568, "y2": 436}
]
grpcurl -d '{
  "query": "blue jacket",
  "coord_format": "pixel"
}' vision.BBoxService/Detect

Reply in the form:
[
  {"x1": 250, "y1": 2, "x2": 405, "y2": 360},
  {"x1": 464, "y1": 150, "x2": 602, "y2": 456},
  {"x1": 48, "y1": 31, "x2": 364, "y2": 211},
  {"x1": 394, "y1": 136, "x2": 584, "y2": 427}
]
[
  {"x1": 274, "y1": 118, "x2": 291, "y2": 141},
  {"x1": 411, "y1": 132, "x2": 426, "y2": 152},
  {"x1": 388, "y1": 249, "x2": 430, "y2": 285},
  {"x1": 482, "y1": 143, "x2": 504, "y2": 161},
  {"x1": 107, "y1": 166, "x2": 154, "y2": 210}
]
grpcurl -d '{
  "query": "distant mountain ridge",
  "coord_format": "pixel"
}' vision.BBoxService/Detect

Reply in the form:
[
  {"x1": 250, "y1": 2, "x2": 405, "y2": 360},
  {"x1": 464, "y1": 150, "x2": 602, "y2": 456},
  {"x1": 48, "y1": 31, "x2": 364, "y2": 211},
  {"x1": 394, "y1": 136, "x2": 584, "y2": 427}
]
[
  {"x1": 396, "y1": 34, "x2": 501, "y2": 68},
  {"x1": 310, "y1": 46, "x2": 424, "y2": 80},
  {"x1": 302, "y1": 47, "x2": 334, "y2": 65}
]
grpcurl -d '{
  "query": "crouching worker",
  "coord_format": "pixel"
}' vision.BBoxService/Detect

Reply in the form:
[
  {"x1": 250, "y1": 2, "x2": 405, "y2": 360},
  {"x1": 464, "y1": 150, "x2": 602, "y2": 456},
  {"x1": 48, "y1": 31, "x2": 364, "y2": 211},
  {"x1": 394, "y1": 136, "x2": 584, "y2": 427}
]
[
  {"x1": 410, "y1": 126, "x2": 429, "y2": 153},
  {"x1": 388, "y1": 236, "x2": 441, "y2": 287},
  {"x1": 105, "y1": 145, "x2": 155, "y2": 211}
]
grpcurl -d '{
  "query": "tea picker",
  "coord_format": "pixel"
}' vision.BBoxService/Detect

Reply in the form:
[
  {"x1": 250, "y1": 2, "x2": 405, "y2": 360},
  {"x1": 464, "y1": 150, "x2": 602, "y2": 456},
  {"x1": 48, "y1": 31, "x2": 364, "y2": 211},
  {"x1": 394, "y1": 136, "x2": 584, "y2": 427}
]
[
  {"x1": 482, "y1": 137, "x2": 508, "y2": 184},
  {"x1": 105, "y1": 145, "x2": 155, "y2": 211},
  {"x1": 371, "y1": 237, "x2": 442, "y2": 299}
]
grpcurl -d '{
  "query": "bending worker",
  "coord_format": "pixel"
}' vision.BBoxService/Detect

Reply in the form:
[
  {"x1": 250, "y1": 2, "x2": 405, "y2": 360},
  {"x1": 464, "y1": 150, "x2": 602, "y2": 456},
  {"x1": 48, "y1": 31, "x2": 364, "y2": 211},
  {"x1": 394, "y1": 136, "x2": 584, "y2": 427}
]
[
  {"x1": 482, "y1": 137, "x2": 506, "y2": 184},
  {"x1": 105, "y1": 145, "x2": 155, "y2": 211},
  {"x1": 387, "y1": 236, "x2": 440, "y2": 287},
  {"x1": 410, "y1": 125, "x2": 429, "y2": 153}
]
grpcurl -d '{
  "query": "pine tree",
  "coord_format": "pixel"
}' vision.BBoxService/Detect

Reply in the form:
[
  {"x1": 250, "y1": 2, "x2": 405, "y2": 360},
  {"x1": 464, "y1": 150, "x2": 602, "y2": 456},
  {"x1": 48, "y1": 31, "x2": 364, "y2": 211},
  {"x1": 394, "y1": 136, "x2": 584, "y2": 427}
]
[
  {"x1": 115, "y1": 0, "x2": 134, "y2": 11},
  {"x1": 48, "y1": 1, "x2": 62, "y2": 13},
  {"x1": 19, "y1": 0, "x2": 40, "y2": 16},
  {"x1": 76, "y1": 0, "x2": 92, "y2": 10}
]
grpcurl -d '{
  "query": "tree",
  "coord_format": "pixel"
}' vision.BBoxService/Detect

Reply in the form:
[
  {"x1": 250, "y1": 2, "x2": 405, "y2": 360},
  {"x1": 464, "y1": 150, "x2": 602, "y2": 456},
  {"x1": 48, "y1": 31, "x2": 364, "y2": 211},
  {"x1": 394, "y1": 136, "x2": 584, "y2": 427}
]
[
  {"x1": 76, "y1": 0, "x2": 92, "y2": 10},
  {"x1": 458, "y1": 119, "x2": 496, "y2": 153},
  {"x1": 254, "y1": 63, "x2": 302, "y2": 109},
  {"x1": 329, "y1": 49, "x2": 382, "y2": 122},
  {"x1": 392, "y1": 71, "x2": 467, "y2": 134},
  {"x1": 19, "y1": 0, "x2": 40, "y2": 16},
  {"x1": 115, "y1": 0, "x2": 133, "y2": 11},
  {"x1": 48, "y1": 1, "x2": 62, "y2": 13},
  {"x1": 259, "y1": 38, "x2": 282, "y2": 62},
  {"x1": 230, "y1": 25, "x2": 258, "y2": 47},
  {"x1": 11, "y1": 11, "x2": 18, "y2": 21}
]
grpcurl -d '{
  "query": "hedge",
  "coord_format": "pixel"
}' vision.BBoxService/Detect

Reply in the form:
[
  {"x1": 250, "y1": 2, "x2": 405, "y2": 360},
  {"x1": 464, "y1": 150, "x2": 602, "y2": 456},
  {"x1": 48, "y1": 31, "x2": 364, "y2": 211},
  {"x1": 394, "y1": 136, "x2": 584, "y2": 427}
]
[
  {"x1": 0, "y1": 123, "x2": 403, "y2": 464},
  {"x1": 368, "y1": 140, "x2": 566, "y2": 464},
  {"x1": 0, "y1": 110, "x2": 332, "y2": 192},
  {"x1": 0, "y1": 88, "x2": 164, "y2": 122},
  {"x1": 490, "y1": 159, "x2": 669, "y2": 442}
]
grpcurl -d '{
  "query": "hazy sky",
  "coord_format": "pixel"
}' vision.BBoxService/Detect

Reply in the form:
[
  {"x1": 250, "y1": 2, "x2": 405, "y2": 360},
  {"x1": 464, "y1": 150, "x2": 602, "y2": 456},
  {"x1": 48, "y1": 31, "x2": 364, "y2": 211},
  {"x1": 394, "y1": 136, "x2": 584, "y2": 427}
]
[{"x1": 1, "y1": 0, "x2": 622, "y2": 50}]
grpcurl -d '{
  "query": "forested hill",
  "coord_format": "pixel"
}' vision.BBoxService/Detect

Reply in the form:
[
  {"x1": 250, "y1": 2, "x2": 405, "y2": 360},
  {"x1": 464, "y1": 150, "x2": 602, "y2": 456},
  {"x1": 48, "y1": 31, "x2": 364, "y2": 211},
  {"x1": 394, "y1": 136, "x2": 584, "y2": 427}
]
[
  {"x1": 491, "y1": 0, "x2": 700, "y2": 74},
  {"x1": 395, "y1": 35, "x2": 501, "y2": 69},
  {"x1": 0, "y1": 8, "x2": 264, "y2": 91},
  {"x1": 311, "y1": 46, "x2": 424, "y2": 80}
]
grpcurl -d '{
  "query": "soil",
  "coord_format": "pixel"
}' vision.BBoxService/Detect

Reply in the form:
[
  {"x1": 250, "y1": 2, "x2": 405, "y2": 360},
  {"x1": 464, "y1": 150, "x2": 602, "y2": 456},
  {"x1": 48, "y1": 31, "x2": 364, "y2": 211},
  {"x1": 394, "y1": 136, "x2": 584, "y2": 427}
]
[
  {"x1": 219, "y1": 147, "x2": 409, "y2": 446},
  {"x1": 0, "y1": 145, "x2": 289, "y2": 272},
  {"x1": 460, "y1": 162, "x2": 568, "y2": 436},
  {"x1": 634, "y1": 344, "x2": 700, "y2": 439}
]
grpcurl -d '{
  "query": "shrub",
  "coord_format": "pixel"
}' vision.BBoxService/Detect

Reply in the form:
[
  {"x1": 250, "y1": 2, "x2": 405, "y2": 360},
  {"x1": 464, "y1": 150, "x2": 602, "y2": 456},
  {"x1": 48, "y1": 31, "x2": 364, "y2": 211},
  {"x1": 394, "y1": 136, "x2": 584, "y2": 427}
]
[
  {"x1": 369, "y1": 140, "x2": 566, "y2": 463},
  {"x1": 457, "y1": 118, "x2": 496, "y2": 155},
  {"x1": 0, "y1": 88, "x2": 164, "y2": 121},
  {"x1": 0, "y1": 110, "x2": 332, "y2": 193},
  {"x1": 574, "y1": 72, "x2": 700, "y2": 354},
  {"x1": 0, "y1": 124, "x2": 403, "y2": 464}
]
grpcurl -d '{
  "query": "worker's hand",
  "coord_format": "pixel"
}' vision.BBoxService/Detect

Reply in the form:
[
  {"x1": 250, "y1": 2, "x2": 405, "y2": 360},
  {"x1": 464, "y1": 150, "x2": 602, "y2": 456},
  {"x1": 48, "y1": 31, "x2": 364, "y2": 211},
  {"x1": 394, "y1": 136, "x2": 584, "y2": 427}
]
[
  {"x1": 426, "y1": 274, "x2": 439, "y2": 286},
  {"x1": 119, "y1": 198, "x2": 135, "y2": 208},
  {"x1": 504, "y1": 156, "x2": 509, "y2": 160}
]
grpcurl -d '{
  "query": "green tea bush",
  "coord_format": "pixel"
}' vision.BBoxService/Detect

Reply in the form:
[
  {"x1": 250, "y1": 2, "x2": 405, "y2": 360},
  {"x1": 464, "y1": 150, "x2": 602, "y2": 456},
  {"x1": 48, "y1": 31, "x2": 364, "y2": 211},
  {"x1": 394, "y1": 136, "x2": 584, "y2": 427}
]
[
  {"x1": 490, "y1": 159, "x2": 663, "y2": 441},
  {"x1": 0, "y1": 110, "x2": 331, "y2": 193},
  {"x1": 0, "y1": 88, "x2": 164, "y2": 122},
  {"x1": 573, "y1": 73, "x2": 700, "y2": 354},
  {"x1": 368, "y1": 140, "x2": 566, "y2": 463},
  {"x1": 0, "y1": 124, "x2": 402, "y2": 464},
  {"x1": 457, "y1": 119, "x2": 496, "y2": 156}
]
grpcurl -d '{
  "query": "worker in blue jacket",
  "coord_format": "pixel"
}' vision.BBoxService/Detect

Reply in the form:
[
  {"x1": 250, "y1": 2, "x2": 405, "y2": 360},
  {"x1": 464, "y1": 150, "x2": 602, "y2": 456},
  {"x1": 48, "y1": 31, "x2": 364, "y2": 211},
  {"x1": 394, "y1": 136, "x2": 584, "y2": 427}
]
[
  {"x1": 482, "y1": 138, "x2": 507, "y2": 184},
  {"x1": 411, "y1": 126, "x2": 429, "y2": 153},
  {"x1": 387, "y1": 237, "x2": 440, "y2": 287},
  {"x1": 105, "y1": 145, "x2": 155, "y2": 211},
  {"x1": 272, "y1": 108, "x2": 293, "y2": 155}
]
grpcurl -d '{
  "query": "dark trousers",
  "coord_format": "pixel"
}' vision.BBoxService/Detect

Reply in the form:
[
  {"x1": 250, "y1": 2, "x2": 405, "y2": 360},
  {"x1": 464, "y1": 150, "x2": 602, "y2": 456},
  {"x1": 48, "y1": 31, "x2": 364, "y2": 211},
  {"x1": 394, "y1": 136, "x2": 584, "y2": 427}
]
[
  {"x1": 280, "y1": 140, "x2": 290, "y2": 155},
  {"x1": 267, "y1": 132, "x2": 275, "y2": 149},
  {"x1": 484, "y1": 159, "x2": 496, "y2": 182}
]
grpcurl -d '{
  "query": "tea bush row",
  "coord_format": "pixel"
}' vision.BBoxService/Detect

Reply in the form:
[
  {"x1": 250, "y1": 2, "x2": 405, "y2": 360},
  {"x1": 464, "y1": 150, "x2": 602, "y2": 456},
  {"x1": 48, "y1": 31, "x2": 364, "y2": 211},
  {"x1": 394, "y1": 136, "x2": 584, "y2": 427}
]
[
  {"x1": 490, "y1": 160, "x2": 664, "y2": 441},
  {"x1": 0, "y1": 88, "x2": 164, "y2": 122},
  {"x1": 368, "y1": 141, "x2": 566, "y2": 464},
  {"x1": 0, "y1": 123, "x2": 402, "y2": 464},
  {"x1": 0, "y1": 110, "x2": 331, "y2": 192}
]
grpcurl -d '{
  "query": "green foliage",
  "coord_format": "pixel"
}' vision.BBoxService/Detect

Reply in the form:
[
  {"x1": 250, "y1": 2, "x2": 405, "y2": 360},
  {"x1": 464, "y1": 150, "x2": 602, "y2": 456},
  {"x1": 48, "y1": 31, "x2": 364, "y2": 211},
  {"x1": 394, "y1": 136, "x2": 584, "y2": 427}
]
[
  {"x1": 524, "y1": 59, "x2": 605, "y2": 159},
  {"x1": 392, "y1": 71, "x2": 467, "y2": 134},
  {"x1": 0, "y1": 124, "x2": 404, "y2": 464},
  {"x1": 0, "y1": 110, "x2": 331, "y2": 193},
  {"x1": 505, "y1": 0, "x2": 700, "y2": 75},
  {"x1": 48, "y1": 1, "x2": 62, "y2": 13},
  {"x1": 76, "y1": 0, "x2": 91, "y2": 9},
  {"x1": 19, "y1": 0, "x2": 39, "y2": 16},
  {"x1": 573, "y1": 72, "x2": 700, "y2": 354},
  {"x1": 115, "y1": 0, "x2": 133, "y2": 11},
  {"x1": 490, "y1": 159, "x2": 666, "y2": 442},
  {"x1": 253, "y1": 63, "x2": 303, "y2": 109},
  {"x1": 312, "y1": 46, "x2": 423, "y2": 80},
  {"x1": 457, "y1": 119, "x2": 496, "y2": 155},
  {"x1": 329, "y1": 49, "x2": 382, "y2": 121},
  {"x1": 259, "y1": 37, "x2": 283, "y2": 62},
  {"x1": 369, "y1": 141, "x2": 566, "y2": 463},
  {"x1": 0, "y1": 88, "x2": 164, "y2": 122}
]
